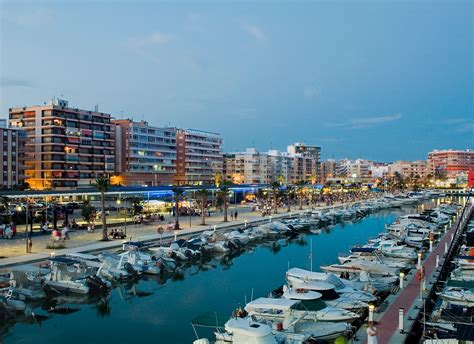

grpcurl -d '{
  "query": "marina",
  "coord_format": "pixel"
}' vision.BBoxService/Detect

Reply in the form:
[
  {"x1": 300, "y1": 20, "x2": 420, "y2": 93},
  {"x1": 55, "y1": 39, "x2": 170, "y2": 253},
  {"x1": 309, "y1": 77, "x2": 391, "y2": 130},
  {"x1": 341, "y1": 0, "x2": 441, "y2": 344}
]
[{"x1": 0, "y1": 192, "x2": 466, "y2": 343}]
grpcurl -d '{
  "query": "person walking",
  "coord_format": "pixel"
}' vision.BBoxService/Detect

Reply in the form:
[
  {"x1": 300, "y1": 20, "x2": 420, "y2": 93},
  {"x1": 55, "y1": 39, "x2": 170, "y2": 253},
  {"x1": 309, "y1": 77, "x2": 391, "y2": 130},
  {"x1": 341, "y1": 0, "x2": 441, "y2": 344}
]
[
  {"x1": 234, "y1": 211, "x2": 238, "y2": 221},
  {"x1": 27, "y1": 237, "x2": 33, "y2": 253}
]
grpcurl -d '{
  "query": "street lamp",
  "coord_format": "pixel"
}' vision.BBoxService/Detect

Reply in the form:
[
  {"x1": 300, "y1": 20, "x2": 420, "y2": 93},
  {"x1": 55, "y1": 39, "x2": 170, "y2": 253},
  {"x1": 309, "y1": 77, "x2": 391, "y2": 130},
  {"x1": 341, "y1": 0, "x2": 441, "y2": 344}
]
[
  {"x1": 17, "y1": 204, "x2": 28, "y2": 253},
  {"x1": 117, "y1": 198, "x2": 126, "y2": 237}
]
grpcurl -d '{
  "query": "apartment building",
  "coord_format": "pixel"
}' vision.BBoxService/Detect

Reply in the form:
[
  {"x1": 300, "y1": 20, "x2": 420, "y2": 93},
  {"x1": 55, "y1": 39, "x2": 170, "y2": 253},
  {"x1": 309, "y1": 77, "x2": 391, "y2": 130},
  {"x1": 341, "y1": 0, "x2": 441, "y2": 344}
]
[
  {"x1": 223, "y1": 143, "x2": 320, "y2": 185},
  {"x1": 174, "y1": 129, "x2": 223, "y2": 185},
  {"x1": 0, "y1": 120, "x2": 26, "y2": 189},
  {"x1": 113, "y1": 120, "x2": 176, "y2": 186},
  {"x1": 336, "y1": 159, "x2": 372, "y2": 179},
  {"x1": 388, "y1": 160, "x2": 428, "y2": 179},
  {"x1": 9, "y1": 99, "x2": 115, "y2": 189},
  {"x1": 428, "y1": 149, "x2": 474, "y2": 178}
]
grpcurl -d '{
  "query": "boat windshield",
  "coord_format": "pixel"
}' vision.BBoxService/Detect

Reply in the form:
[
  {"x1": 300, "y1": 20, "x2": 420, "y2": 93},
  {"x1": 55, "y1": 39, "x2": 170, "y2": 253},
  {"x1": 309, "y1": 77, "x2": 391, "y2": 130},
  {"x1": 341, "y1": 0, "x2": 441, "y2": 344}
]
[
  {"x1": 318, "y1": 288, "x2": 340, "y2": 300},
  {"x1": 291, "y1": 299, "x2": 327, "y2": 311}
]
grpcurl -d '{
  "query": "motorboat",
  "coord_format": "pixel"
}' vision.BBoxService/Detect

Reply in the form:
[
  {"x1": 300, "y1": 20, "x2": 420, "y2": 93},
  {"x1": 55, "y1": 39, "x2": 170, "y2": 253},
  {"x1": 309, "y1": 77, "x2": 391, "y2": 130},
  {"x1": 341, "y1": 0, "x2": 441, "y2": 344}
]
[
  {"x1": 320, "y1": 260, "x2": 399, "y2": 277},
  {"x1": 286, "y1": 268, "x2": 377, "y2": 302},
  {"x1": 440, "y1": 288, "x2": 474, "y2": 306},
  {"x1": 8, "y1": 265, "x2": 46, "y2": 300}
]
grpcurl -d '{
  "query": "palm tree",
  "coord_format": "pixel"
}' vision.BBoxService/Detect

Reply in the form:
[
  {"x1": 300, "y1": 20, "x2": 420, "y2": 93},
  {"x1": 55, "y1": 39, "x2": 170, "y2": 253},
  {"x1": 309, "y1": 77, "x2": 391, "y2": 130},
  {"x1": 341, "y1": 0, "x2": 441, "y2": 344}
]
[
  {"x1": 218, "y1": 182, "x2": 231, "y2": 222},
  {"x1": 295, "y1": 180, "x2": 307, "y2": 210},
  {"x1": 269, "y1": 181, "x2": 280, "y2": 214},
  {"x1": 172, "y1": 187, "x2": 184, "y2": 230},
  {"x1": 196, "y1": 189, "x2": 209, "y2": 225},
  {"x1": 285, "y1": 186, "x2": 294, "y2": 212},
  {"x1": 93, "y1": 176, "x2": 111, "y2": 241}
]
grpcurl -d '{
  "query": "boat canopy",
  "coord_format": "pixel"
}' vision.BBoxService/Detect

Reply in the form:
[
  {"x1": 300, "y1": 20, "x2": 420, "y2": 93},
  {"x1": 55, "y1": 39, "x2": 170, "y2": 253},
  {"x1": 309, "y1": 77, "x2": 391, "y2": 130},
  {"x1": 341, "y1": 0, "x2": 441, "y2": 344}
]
[
  {"x1": 350, "y1": 247, "x2": 377, "y2": 253},
  {"x1": 245, "y1": 297, "x2": 298, "y2": 311},
  {"x1": 287, "y1": 267, "x2": 328, "y2": 280}
]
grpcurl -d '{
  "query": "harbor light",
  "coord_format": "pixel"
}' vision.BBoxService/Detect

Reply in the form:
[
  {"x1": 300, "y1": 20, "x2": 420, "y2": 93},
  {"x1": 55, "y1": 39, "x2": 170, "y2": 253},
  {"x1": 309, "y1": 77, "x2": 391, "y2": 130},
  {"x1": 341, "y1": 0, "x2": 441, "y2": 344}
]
[
  {"x1": 16, "y1": 205, "x2": 22, "y2": 212},
  {"x1": 436, "y1": 254, "x2": 440, "y2": 268},
  {"x1": 429, "y1": 239, "x2": 433, "y2": 252},
  {"x1": 417, "y1": 252, "x2": 422, "y2": 268},
  {"x1": 399, "y1": 272, "x2": 405, "y2": 289},
  {"x1": 116, "y1": 199, "x2": 121, "y2": 205},
  {"x1": 244, "y1": 220, "x2": 248, "y2": 228},
  {"x1": 368, "y1": 304, "x2": 375, "y2": 322}
]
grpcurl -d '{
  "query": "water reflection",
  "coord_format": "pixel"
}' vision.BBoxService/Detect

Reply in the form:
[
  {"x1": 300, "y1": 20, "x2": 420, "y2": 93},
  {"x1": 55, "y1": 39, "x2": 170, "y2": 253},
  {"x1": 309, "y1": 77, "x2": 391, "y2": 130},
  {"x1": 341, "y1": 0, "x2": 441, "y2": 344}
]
[{"x1": 2, "y1": 198, "x2": 457, "y2": 343}]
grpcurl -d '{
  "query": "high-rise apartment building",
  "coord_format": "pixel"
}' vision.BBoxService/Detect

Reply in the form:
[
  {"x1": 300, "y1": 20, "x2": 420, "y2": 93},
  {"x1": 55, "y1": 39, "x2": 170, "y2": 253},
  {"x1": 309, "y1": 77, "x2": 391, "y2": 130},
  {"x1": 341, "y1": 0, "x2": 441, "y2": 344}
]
[
  {"x1": 113, "y1": 120, "x2": 176, "y2": 186},
  {"x1": 174, "y1": 129, "x2": 223, "y2": 185},
  {"x1": 9, "y1": 99, "x2": 115, "y2": 189},
  {"x1": 287, "y1": 142, "x2": 321, "y2": 181},
  {"x1": 0, "y1": 120, "x2": 26, "y2": 189},
  {"x1": 428, "y1": 149, "x2": 474, "y2": 178}
]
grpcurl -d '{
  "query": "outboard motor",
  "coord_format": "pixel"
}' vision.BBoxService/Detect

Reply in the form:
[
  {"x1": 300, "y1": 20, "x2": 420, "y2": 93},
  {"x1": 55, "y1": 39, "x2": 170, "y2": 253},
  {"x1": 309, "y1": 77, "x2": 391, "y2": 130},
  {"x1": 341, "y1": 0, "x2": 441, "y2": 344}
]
[{"x1": 123, "y1": 262, "x2": 137, "y2": 276}]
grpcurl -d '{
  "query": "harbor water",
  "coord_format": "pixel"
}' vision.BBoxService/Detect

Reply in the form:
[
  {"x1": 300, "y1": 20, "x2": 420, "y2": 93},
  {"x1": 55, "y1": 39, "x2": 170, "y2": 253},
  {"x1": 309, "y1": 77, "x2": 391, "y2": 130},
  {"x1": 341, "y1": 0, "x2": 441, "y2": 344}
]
[{"x1": 2, "y1": 199, "x2": 447, "y2": 343}]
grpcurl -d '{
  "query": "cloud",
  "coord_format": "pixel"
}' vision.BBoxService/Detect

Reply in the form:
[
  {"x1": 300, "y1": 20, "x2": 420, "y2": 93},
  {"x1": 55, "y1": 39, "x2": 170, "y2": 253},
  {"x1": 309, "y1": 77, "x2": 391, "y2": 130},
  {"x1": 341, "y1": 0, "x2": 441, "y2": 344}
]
[
  {"x1": 441, "y1": 117, "x2": 474, "y2": 133},
  {"x1": 303, "y1": 86, "x2": 320, "y2": 100},
  {"x1": 241, "y1": 22, "x2": 266, "y2": 42},
  {"x1": 326, "y1": 113, "x2": 402, "y2": 129},
  {"x1": 320, "y1": 137, "x2": 344, "y2": 143},
  {"x1": 0, "y1": 77, "x2": 34, "y2": 88},
  {"x1": 456, "y1": 122, "x2": 474, "y2": 133}
]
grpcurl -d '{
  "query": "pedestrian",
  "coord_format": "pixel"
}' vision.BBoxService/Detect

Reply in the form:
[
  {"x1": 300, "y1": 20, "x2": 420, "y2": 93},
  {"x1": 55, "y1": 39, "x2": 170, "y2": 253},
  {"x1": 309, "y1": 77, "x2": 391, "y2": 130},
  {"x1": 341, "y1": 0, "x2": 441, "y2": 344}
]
[
  {"x1": 27, "y1": 237, "x2": 33, "y2": 253},
  {"x1": 234, "y1": 211, "x2": 238, "y2": 220},
  {"x1": 230, "y1": 213, "x2": 234, "y2": 221},
  {"x1": 366, "y1": 322, "x2": 378, "y2": 344}
]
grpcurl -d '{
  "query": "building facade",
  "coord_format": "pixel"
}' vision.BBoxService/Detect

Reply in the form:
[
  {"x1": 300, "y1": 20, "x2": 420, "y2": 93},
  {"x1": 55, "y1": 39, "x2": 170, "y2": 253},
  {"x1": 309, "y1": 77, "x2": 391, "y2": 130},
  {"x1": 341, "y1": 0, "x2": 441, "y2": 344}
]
[
  {"x1": 223, "y1": 143, "x2": 320, "y2": 185},
  {"x1": 428, "y1": 149, "x2": 474, "y2": 178},
  {"x1": 287, "y1": 142, "x2": 321, "y2": 181},
  {"x1": 9, "y1": 99, "x2": 115, "y2": 189},
  {"x1": 174, "y1": 129, "x2": 223, "y2": 185},
  {"x1": 335, "y1": 159, "x2": 372, "y2": 179},
  {"x1": 388, "y1": 160, "x2": 428, "y2": 179},
  {"x1": 113, "y1": 120, "x2": 176, "y2": 186},
  {"x1": 0, "y1": 120, "x2": 26, "y2": 189}
]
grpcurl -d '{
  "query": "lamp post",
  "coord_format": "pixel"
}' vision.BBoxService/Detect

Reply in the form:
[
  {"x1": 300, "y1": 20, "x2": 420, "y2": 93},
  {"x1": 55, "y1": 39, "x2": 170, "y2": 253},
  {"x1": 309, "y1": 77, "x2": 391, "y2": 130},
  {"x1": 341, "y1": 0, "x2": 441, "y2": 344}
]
[
  {"x1": 368, "y1": 304, "x2": 375, "y2": 323},
  {"x1": 117, "y1": 198, "x2": 126, "y2": 237}
]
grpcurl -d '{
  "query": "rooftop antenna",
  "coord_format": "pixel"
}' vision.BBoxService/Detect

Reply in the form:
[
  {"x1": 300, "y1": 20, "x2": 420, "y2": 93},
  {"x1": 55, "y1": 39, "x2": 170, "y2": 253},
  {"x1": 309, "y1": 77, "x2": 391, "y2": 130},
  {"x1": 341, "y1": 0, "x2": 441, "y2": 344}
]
[{"x1": 121, "y1": 110, "x2": 124, "y2": 119}]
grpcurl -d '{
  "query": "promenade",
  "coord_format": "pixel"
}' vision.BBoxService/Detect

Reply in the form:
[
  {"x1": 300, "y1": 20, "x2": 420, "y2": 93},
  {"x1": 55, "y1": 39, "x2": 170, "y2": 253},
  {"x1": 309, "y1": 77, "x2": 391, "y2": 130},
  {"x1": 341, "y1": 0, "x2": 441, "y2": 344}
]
[{"x1": 0, "y1": 202, "x2": 337, "y2": 268}]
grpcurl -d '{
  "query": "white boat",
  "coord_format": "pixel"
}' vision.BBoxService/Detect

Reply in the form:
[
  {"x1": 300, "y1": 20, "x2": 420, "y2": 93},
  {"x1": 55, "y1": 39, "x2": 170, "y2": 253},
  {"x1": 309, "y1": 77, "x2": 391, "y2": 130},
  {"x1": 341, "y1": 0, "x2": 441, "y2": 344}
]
[
  {"x1": 286, "y1": 268, "x2": 377, "y2": 302},
  {"x1": 440, "y1": 288, "x2": 474, "y2": 306},
  {"x1": 43, "y1": 257, "x2": 91, "y2": 295},
  {"x1": 320, "y1": 260, "x2": 399, "y2": 277},
  {"x1": 8, "y1": 265, "x2": 46, "y2": 300},
  {"x1": 215, "y1": 317, "x2": 277, "y2": 344}
]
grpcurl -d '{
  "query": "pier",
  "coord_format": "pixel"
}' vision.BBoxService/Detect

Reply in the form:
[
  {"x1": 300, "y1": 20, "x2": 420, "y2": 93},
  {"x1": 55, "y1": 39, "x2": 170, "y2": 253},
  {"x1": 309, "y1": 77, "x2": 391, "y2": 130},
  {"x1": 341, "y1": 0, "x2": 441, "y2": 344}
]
[{"x1": 354, "y1": 196, "x2": 473, "y2": 343}]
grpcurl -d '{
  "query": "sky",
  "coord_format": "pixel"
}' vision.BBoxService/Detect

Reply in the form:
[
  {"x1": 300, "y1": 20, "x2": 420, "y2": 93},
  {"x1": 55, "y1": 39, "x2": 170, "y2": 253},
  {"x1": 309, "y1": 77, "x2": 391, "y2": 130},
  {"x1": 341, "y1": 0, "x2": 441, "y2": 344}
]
[{"x1": 0, "y1": 0, "x2": 472, "y2": 162}]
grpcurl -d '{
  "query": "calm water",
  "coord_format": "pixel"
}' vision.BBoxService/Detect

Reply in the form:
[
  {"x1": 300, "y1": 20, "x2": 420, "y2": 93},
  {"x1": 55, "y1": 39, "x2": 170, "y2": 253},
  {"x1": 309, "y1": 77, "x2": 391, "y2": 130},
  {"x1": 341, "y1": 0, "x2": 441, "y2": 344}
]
[{"x1": 2, "y1": 199, "x2": 445, "y2": 344}]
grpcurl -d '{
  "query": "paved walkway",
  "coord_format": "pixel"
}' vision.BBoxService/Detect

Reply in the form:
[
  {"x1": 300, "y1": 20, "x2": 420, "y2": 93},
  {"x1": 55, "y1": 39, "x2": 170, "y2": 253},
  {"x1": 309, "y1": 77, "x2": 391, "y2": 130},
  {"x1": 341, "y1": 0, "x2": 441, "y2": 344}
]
[
  {"x1": 359, "y1": 209, "x2": 467, "y2": 344},
  {"x1": 0, "y1": 201, "x2": 354, "y2": 268}
]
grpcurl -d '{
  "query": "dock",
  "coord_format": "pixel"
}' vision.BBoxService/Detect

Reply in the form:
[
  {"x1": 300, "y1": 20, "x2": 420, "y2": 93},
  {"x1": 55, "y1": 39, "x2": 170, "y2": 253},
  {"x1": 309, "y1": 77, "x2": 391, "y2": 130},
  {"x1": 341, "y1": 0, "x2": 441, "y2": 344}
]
[{"x1": 354, "y1": 198, "x2": 474, "y2": 344}]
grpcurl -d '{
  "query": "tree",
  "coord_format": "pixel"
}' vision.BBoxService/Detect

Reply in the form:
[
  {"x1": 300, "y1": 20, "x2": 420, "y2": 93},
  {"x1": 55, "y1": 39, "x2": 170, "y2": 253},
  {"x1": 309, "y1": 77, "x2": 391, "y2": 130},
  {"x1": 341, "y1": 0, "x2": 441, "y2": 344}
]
[
  {"x1": 218, "y1": 182, "x2": 231, "y2": 222},
  {"x1": 295, "y1": 180, "x2": 307, "y2": 210},
  {"x1": 195, "y1": 189, "x2": 209, "y2": 225},
  {"x1": 0, "y1": 195, "x2": 9, "y2": 212},
  {"x1": 81, "y1": 200, "x2": 96, "y2": 227},
  {"x1": 130, "y1": 196, "x2": 143, "y2": 216},
  {"x1": 172, "y1": 187, "x2": 184, "y2": 230},
  {"x1": 269, "y1": 181, "x2": 280, "y2": 214},
  {"x1": 285, "y1": 186, "x2": 295, "y2": 212},
  {"x1": 93, "y1": 176, "x2": 111, "y2": 241}
]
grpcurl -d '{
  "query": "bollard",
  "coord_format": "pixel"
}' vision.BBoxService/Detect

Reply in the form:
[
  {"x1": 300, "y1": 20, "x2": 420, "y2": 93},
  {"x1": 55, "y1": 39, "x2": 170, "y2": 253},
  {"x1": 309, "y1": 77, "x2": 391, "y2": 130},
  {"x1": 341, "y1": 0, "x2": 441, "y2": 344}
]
[
  {"x1": 399, "y1": 272, "x2": 405, "y2": 289},
  {"x1": 368, "y1": 304, "x2": 375, "y2": 323},
  {"x1": 399, "y1": 308, "x2": 404, "y2": 332},
  {"x1": 417, "y1": 252, "x2": 422, "y2": 268},
  {"x1": 244, "y1": 220, "x2": 248, "y2": 228},
  {"x1": 436, "y1": 254, "x2": 440, "y2": 268},
  {"x1": 451, "y1": 233, "x2": 454, "y2": 242},
  {"x1": 429, "y1": 240, "x2": 433, "y2": 253},
  {"x1": 214, "y1": 225, "x2": 217, "y2": 231},
  {"x1": 445, "y1": 242, "x2": 448, "y2": 255},
  {"x1": 444, "y1": 225, "x2": 447, "y2": 234}
]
